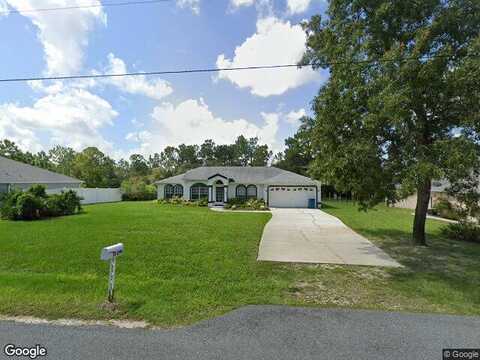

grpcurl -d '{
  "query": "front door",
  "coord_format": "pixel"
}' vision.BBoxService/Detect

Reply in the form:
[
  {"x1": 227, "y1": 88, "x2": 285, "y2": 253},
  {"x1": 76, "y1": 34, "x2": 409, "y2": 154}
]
[{"x1": 215, "y1": 186, "x2": 224, "y2": 203}]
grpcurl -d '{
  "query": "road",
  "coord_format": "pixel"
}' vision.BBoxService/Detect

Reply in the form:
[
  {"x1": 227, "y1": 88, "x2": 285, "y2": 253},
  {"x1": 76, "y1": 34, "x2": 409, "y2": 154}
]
[{"x1": 0, "y1": 306, "x2": 478, "y2": 360}]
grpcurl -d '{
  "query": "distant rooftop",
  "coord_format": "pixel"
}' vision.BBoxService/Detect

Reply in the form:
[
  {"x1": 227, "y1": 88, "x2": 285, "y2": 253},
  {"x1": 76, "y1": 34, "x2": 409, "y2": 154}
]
[{"x1": 0, "y1": 155, "x2": 83, "y2": 184}]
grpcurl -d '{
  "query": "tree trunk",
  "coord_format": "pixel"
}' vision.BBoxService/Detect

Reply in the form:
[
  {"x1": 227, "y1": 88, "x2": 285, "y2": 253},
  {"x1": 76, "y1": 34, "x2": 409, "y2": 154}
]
[{"x1": 412, "y1": 179, "x2": 431, "y2": 246}]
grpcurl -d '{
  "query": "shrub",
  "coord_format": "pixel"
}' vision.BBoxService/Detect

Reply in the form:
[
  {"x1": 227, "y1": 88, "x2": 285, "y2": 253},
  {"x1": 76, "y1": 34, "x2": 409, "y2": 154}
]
[
  {"x1": 0, "y1": 186, "x2": 82, "y2": 221},
  {"x1": 432, "y1": 199, "x2": 461, "y2": 221},
  {"x1": 15, "y1": 192, "x2": 44, "y2": 220},
  {"x1": 0, "y1": 190, "x2": 23, "y2": 220},
  {"x1": 27, "y1": 184, "x2": 48, "y2": 198},
  {"x1": 121, "y1": 178, "x2": 157, "y2": 201},
  {"x1": 225, "y1": 198, "x2": 268, "y2": 210},
  {"x1": 442, "y1": 222, "x2": 480, "y2": 243},
  {"x1": 158, "y1": 196, "x2": 208, "y2": 207},
  {"x1": 44, "y1": 190, "x2": 82, "y2": 216}
]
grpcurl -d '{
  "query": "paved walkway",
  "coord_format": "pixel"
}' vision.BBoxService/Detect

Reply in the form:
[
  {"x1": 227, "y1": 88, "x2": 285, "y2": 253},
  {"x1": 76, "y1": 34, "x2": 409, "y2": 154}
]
[
  {"x1": 1, "y1": 306, "x2": 478, "y2": 360},
  {"x1": 257, "y1": 208, "x2": 401, "y2": 267}
]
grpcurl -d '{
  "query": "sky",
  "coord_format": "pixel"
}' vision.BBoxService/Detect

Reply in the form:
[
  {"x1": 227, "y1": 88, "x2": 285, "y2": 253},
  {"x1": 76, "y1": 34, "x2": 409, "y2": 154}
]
[{"x1": 0, "y1": 0, "x2": 329, "y2": 159}]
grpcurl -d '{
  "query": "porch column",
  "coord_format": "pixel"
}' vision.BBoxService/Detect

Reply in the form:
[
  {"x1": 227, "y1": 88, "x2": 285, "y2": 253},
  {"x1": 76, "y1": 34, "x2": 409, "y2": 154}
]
[
  {"x1": 224, "y1": 186, "x2": 227, "y2": 203},
  {"x1": 208, "y1": 186, "x2": 213, "y2": 203}
]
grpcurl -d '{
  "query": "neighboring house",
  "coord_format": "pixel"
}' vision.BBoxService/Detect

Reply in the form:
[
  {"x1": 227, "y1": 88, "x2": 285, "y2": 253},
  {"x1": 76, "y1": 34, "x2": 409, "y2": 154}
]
[
  {"x1": 156, "y1": 166, "x2": 321, "y2": 208},
  {"x1": 394, "y1": 180, "x2": 451, "y2": 209},
  {"x1": 0, "y1": 155, "x2": 83, "y2": 194}
]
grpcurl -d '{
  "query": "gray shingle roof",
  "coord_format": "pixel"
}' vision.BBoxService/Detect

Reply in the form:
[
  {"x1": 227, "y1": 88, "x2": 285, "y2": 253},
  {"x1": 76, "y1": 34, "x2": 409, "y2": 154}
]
[
  {"x1": 0, "y1": 156, "x2": 83, "y2": 184},
  {"x1": 156, "y1": 166, "x2": 319, "y2": 186}
]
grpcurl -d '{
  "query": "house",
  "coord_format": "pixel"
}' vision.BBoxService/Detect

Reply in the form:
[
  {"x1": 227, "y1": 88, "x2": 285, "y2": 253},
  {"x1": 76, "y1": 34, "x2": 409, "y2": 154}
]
[
  {"x1": 0, "y1": 155, "x2": 83, "y2": 194},
  {"x1": 156, "y1": 166, "x2": 321, "y2": 208},
  {"x1": 393, "y1": 180, "x2": 452, "y2": 209}
]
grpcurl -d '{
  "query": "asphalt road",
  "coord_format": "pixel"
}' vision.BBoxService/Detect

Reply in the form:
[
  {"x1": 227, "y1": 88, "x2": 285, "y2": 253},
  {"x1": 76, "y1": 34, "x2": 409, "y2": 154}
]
[{"x1": 0, "y1": 306, "x2": 478, "y2": 360}]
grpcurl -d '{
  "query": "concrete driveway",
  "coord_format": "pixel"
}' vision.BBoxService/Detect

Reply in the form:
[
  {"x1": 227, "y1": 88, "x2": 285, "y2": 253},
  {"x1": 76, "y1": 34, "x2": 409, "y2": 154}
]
[{"x1": 257, "y1": 208, "x2": 401, "y2": 267}]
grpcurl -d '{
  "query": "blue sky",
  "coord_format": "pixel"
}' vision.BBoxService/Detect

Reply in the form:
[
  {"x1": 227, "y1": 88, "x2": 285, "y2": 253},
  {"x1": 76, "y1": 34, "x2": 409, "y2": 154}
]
[{"x1": 0, "y1": 0, "x2": 328, "y2": 159}]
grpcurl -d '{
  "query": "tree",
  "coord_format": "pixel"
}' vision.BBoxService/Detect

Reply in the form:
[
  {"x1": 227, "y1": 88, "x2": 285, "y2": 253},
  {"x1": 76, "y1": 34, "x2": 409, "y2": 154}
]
[
  {"x1": 48, "y1": 145, "x2": 76, "y2": 176},
  {"x1": 177, "y1": 144, "x2": 201, "y2": 171},
  {"x1": 214, "y1": 144, "x2": 237, "y2": 166},
  {"x1": 72, "y1": 147, "x2": 119, "y2": 188},
  {"x1": 129, "y1": 154, "x2": 149, "y2": 176},
  {"x1": 148, "y1": 153, "x2": 161, "y2": 169},
  {"x1": 0, "y1": 139, "x2": 26, "y2": 161},
  {"x1": 199, "y1": 139, "x2": 217, "y2": 166},
  {"x1": 159, "y1": 146, "x2": 179, "y2": 177},
  {"x1": 302, "y1": 0, "x2": 480, "y2": 245},
  {"x1": 274, "y1": 116, "x2": 314, "y2": 175}
]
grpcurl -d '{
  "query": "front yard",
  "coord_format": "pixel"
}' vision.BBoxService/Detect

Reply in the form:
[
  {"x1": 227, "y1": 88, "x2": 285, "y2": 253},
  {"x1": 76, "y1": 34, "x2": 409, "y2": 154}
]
[{"x1": 0, "y1": 201, "x2": 478, "y2": 326}]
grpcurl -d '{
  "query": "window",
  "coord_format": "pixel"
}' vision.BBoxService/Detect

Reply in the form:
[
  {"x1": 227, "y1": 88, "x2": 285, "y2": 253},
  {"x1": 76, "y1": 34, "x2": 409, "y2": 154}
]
[
  {"x1": 247, "y1": 185, "x2": 257, "y2": 199},
  {"x1": 164, "y1": 184, "x2": 174, "y2": 199},
  {"x1": 190, "y1": 183, "x2": 208, "y2": 201},
  {"x1": 165, "y1": 184, "x2": 183, "y2": 199},
  {"x1": 173, "y1": 184, "x2": 183, "y2": 198},
  {"x1": 236, "y1": 185, "x2": 247, "y2": 200}
]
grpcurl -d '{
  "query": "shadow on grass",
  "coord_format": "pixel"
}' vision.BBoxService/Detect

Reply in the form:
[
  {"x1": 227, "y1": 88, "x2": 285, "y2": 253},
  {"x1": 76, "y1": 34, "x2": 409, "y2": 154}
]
[{"x1": 359, "y1": 227, "x2": 480, "y2": 310}]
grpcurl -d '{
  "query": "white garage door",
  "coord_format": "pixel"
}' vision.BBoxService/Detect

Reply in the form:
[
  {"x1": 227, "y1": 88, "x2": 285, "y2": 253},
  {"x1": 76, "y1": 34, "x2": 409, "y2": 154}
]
[{"x1": 268, "y1": 186, "x2": 316, "y2": 208}]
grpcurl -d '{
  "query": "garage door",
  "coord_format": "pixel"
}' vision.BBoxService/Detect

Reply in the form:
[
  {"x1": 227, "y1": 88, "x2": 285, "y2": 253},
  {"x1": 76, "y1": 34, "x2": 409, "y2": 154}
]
[{"x1": 268, "y1": 186, "x2": 316, "y2": 208}]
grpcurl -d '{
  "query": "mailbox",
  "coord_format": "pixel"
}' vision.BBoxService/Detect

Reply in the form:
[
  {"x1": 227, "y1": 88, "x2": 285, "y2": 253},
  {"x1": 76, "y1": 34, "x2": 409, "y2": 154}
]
[{"x1": 100, "y1": 243, "x2": 124, "y2": 261}]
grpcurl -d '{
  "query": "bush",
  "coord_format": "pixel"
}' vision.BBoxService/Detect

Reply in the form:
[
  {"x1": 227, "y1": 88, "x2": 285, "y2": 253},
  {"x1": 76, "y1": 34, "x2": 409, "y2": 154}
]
[
  {"x1": 225, "y1": 198, "x2": 268, "y2": 210},
  {"x1": 121, "y1": 178, "x2": 156, "y2": 201},
  {"x1": 0, "y1": 185, "x2": 82, "y2": 221},
  {"x1": 27, "y1": 184, "x2": 48, "y2": 198},
  {"x1": 16, "y1": 192, "x2": 44, "y2": 220},
  {"x1": 158, "y1": 196, "x2": 208, "y2": 207},
  {"x1": 431, "y1": 199, "x2": 461, "y2": 221},
  {"x1": 0, "y1": 190, "x2": 23, "y2": 220},
  {"x1": 44, "y1": 190, "x2": 82, "y2": 217},
  {"x1": 442, "y1": 222, "x2": 480, "y2": 243}
]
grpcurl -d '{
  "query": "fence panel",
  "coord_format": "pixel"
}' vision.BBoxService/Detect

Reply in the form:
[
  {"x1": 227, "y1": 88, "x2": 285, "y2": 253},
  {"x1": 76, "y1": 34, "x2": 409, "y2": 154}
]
[{"x1": 46, "y1": 188, "x2": 122, "y2": 205}]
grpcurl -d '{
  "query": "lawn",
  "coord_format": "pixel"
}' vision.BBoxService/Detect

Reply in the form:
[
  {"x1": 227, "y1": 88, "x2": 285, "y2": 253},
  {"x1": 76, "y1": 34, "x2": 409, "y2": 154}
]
[
  {"x1": 0, "y1": 200, "x2": 478, "y2": 327},
  {"x1": 292, "y1": 201, "x2": 480, "y2": 315},
  {"x1": 0, "y1": 202, "x2": 291, "y2": 326}
]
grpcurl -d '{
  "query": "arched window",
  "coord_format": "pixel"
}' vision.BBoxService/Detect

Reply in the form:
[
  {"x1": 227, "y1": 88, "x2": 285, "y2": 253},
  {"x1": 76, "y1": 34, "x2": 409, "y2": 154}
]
[
  {"x1": 236, "y1": 185, "x2": 247, "y2": 200},
  {"x1": 247, "y1": 184, "x2": 257, "y2": 199},
  {"x1": 190, "y1": 183, "x2": 208, "y2": 201},
  {"x1": 164, "y1": 184, "x2": 174, "y2": 199},
  {"x1": 173, "y1": 184, "x2": 183, "y2": 198}
]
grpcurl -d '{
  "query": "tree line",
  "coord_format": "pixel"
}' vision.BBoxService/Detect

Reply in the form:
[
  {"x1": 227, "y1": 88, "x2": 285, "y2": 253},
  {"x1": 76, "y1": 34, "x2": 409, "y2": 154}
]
[{"x1": 0, "y1": 136, "x2": 274, "y2": 188}]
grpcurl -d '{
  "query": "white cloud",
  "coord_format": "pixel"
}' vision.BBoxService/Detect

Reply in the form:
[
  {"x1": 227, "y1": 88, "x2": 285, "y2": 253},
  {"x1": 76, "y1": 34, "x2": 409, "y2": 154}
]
[
  {"x1": 287, "y1": 0, "x2": 311, "y2": 14},
  {"x1": 4, "y1": 0, "x2": 106, "y2": 75},
  {"x1": 28, "y1": 53, "x2": 173, "y2": 100},
  {"x1": 216, "y1": 16, "x2": 319, "y2": 96},
  {"x1": 230, "y1": 0, "x2": 255, "y2": 9},
  {"x1": 0, "y1": 0, "x2": 8, "y2": 15},
  {"x1": 103, "y1": 53, "x2": 173, "y2": 100},
  {"x1": 126, "y1": 98, "x2": 281, "y2": 154},
  {"x1": 285, "y1": 108, "x2": 306, "y2": 126},
  {"x1": 0, "y1": 88, "x2": 117, "y2": 152},
  {"x1": 176, "y1": 0, "x2": 200, "y2": 14}
]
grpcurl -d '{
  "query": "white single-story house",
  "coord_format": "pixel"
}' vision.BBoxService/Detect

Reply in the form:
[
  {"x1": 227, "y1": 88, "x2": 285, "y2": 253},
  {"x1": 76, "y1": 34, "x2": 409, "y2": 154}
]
[
  {"x1": 0, "y1": 155, "x2": 83, "y2": 194},
  {"x1": 156, "y1": 166, "x2": 321, "y2": 208}
]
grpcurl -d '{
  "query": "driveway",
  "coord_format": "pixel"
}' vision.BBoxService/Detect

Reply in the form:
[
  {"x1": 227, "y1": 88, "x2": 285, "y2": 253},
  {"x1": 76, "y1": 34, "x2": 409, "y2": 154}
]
[
  {"x1": 1, "y1": 306, "x2": 478, "y2": 360},
  {"x1": 258, "y1": 208, "x2": 401, "y2": 267}
]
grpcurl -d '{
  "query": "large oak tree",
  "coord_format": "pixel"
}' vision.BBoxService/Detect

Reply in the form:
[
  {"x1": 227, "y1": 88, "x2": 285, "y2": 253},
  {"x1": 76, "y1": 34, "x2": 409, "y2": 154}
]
[{"x1": 302, "y1": 0, "x2": 480, "y2": 245}]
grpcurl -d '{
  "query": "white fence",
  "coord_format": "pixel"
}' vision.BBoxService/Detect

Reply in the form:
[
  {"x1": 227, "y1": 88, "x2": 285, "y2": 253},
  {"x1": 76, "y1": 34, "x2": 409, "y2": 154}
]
[{"x1": 47, "y1": 188, "x2": 122, "y2": 205}]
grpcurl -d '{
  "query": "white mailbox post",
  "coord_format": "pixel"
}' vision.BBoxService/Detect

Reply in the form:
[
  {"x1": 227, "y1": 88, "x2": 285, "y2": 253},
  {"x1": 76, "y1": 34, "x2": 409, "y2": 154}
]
[{"x1": 100, "y1": 243, "x2": 124, "y2": 303}]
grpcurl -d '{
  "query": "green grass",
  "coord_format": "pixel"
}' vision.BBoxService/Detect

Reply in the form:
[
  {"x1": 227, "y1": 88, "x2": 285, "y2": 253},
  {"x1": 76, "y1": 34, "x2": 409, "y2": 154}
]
[
  {"x1": 0, "y1": 202, "x2": 293, "y2": 326},
  {"x1": 300, "y1": 201, "x2": 480, "y2": 315},
  {"x1": 0, "y1": 200, "x2": 479, "y2": 326}
]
